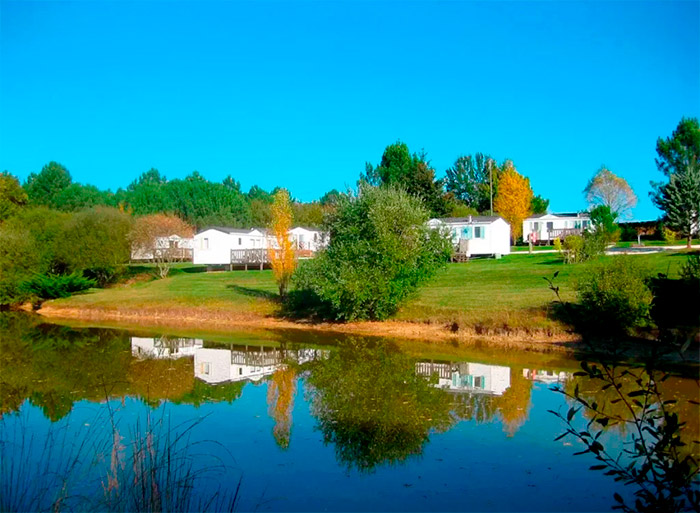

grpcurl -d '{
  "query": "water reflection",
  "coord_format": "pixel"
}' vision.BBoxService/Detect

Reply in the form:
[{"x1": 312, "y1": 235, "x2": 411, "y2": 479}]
[{"x1": 2, "y1": 314, "x2": 699, "y2": 511}]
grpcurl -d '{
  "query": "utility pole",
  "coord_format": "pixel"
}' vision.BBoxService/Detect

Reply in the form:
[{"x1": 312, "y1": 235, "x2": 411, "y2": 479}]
[{"x1": 489, "y1": 159, "x2": 494, "y2": 216}]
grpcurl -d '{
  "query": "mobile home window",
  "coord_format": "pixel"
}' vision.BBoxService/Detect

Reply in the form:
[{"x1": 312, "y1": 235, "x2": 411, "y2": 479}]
[
  {"x1": 474, "y1": 226, "x2": 486, "y2": 239},
  {"x1": 203, "y1": 238, "x2": 209, "y2": 250},
  {"x1": 238, "y1": 237, "x2": 242, "y2": 245}
]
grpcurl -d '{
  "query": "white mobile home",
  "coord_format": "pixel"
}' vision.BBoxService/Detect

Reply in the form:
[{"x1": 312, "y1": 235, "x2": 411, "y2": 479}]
[
  {"x1": 522, "y1": 213, "x2": 591, "y2": 244},
  {"x1": 131, "y1": 234, "x2": 194, "y2": 261},
  {"x1": 288, "y1": 226, "x2": 328, "y2": 253},
  {"x1": 193, "y1": 227, "x2": 266, "y2": 265},
  {"x1": 428, "y1": 216, "x2": 511, "y2": 257}
]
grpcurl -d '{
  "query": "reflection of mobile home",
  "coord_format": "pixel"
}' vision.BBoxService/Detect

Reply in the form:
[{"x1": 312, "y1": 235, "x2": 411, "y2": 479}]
[
  {"x1": 416, "y1": 361, "x2": 511, "y2": 396},
  {"x1": 131, "y1": 337, "x2": 203, "y2": 359},
  {"x1": 195, "y1": 345, "x2": 326, "y2": 384},
  {"x1": 522, "y1": 369, "x2": 570, "y2": 384}
]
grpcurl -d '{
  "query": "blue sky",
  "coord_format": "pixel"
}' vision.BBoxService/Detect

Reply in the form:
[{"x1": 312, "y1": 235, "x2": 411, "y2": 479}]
[{"x1": 1, "y1": 1, "x2": 698, "y2": 220}]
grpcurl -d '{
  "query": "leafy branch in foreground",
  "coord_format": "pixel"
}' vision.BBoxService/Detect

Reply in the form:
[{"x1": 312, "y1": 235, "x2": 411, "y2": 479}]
[{"x1": 550, "y1": 361, "x2": 700, "y2": 513}]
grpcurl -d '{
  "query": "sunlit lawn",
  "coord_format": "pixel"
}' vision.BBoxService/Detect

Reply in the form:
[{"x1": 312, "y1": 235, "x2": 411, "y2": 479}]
[{"x1": 52, "y1": 252, "x2": 693, "y2": 329}]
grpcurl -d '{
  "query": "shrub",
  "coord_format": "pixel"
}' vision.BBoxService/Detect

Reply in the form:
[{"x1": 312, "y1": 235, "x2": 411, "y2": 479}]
[
  {"x1": 662, "y1": 227, "x2": 677, "y2": 245},
  {"x1": 680, "y1": 252, "x2": 700, "y2": 281},
  {"x1": 22, "y1": 272, "x2": 96, "y2": 301},
  {"x1": 553, "y1": 237, "x2": 562, "y2": 253},
  {"x1": 575, "y1": 257, "x2": 653, "y2": 333},
  {"x1": 563, "y1": 232, "x2": 606, "y2": 264},
  {"x1": 562, "y1": 235, "x2": 583, "y2": 263},
  {"x1": 290, "y1": 185, "x2": 452, "y2": 321}
]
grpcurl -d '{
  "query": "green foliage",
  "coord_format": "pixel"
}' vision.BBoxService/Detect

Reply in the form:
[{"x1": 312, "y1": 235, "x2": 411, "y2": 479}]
[
  {"x1": 363, "y1": 141, "x2": 449, "y2": 217},
  {"x1": 444, "y1": 153, "x2": 498, "y2": 213},
  {"x1": 24, "y1": 162, "x2": 72, "y2": 208},
  {"x1": 562, "y1": 232, "x2": 607, "y2": 264},
  {"x1": 58, "y1": 207, "x2": 133, "y2": 277},
  {"x1": 590, "y1": 205, "x2": 620, "y2": 243},
  {"x1": 530, "y1": 194, "x2": 549, "y2": 215},
  {"x1": 306, "y1": 339, "x2": 453, "y2": 471},
  {"x1": 319, "y1": 189, "x2": 341, "y2": 206},
  {"x1": 291, "y1": 185, "x2": 452, "y2": 321},
  {"x1": 680, "y1": 252, "x2": 700, "y2": 281},
  {"x1": 552, "y1": 361, "x2": 700, "y2": 513},
  {"x1": 0, "y1": 171, "x2": 28, "y2": 221},
  {"x1": 575, "y1": 257, "x2": 653, "y2": 332},
  {"x1": 562, "y1": 235, "x2": 584, "y2": 264},
  {"x1": 652, "y1": 118, "x2": 700, "y2": 246},
  {"x1": 447, "y1": 202, "x2": 479, "y2": 218},
  {"x1": 21, "y1": 272, "x2": 96, "y2": 300},
  {"x1": 53, "y1": 183, "x2": 114, "y2": 212}
]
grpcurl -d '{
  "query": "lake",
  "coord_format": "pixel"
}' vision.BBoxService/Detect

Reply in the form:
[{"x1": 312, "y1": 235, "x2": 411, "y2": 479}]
[{"x1": 1, "y1": 313, "x2": 698, "y2": 512}]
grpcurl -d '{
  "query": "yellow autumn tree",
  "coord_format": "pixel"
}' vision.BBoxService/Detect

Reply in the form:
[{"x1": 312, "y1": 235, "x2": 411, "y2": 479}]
[
  {"x1": 266, "y1": 366, "x2": 297, "y2": 449},
  {"x1": 268, "y1": 189, "x2": 296, "y2": 299},
  {"x1": 493, "y1": 161, "x2": 533, "y2": 243}
]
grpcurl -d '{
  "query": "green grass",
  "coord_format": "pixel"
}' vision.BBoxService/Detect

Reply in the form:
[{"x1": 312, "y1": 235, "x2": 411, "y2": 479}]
[
  {"x1": 396, "y1": 252, "x2": 690, "y2": 330},
  {"x1": 51, "y1": 252, "x2": 693, "y2": 331}
]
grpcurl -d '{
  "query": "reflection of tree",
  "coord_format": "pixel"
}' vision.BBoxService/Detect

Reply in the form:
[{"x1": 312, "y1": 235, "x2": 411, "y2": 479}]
[
  {"x1": 127, "y1": 357, "x2": 194, "y2": 406},
  {"x1": 306, "y1": 340, "x2": 453, "y2": 472},
  {"x1": 493, "y1": 369, "x2": 533, "y2": 436},
  {"x1": 266, "y1": 366, "x2": 297, "y2": 449},
  {"x1": 0, "y1": 314, "x2": 131, "y2": 420}
]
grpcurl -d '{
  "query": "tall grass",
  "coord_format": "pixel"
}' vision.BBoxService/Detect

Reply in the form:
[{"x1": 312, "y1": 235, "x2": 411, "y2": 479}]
[{"x1": 0, "y1": 401, "x2": 241, "y2": 512}]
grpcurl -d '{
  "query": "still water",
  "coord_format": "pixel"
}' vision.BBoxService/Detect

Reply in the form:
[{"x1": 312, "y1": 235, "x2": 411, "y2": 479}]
[{"x1": 1, "y1": 314, "x2": 698, "y2": 511}]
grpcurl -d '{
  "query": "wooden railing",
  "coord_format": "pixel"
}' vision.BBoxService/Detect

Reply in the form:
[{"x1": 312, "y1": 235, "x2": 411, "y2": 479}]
[
  {"x1": 230, "y1": 248, "x2": 270, "y2": 265},
  {"x1": 548, "y1": 228, "x2": 583, "y2": 239}
]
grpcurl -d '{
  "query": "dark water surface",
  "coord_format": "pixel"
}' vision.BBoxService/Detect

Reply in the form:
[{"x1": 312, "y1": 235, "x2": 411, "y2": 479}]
[{"x1": 1, "y1": 314, "x2": 698, "y2": 511}]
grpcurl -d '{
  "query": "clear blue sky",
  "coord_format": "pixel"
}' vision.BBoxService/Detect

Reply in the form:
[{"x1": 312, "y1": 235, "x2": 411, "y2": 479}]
[{"x1": 1, "y1": 1, "x2": 698, "y2": 220}]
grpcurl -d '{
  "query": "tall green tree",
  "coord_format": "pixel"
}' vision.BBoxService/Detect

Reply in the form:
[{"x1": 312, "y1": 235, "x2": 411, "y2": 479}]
[
  {"x1": 24, "y1": 162, "x2": 72, "y2": 208},
  {"x1": 362, "y1": 142, "x2": 449, "y2": 217},
  {"x1": 651, "y1": 118, "x2": 700, "y2": 247},
  {"x1": 530, "y1": 194, "x2": 549, "y2": 215},
  {"x1": 0, "y1": 171, "x2": 28, "y2": 221},
  {"x1": 444, "y1": 153, "x2": 498, "y2": 213}
]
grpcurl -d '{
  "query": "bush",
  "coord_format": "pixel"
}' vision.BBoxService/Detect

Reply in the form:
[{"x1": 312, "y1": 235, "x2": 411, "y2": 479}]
[
  {"x1": 562, "y1": 232, "x2": 606, "y2": 264},
  {"x1": 662, "y1": 227, "x2": 677, "y2": 245},
  {"x1": 22, "y1": 272, "x2": 96, "y2": 301},
  {"x1": 680, "y1": 252, "x2": 700, "y2": 281},
  {"x1": 289, "y1": 185, "x2": 452, "y2": 321},
  {"x1": 575, "y1": 257, "x2": 653, "y2": 333}
]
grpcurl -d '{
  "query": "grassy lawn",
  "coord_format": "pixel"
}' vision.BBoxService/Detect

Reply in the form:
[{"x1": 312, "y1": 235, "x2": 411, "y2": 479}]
[
  {"x1": 52, "y1": 268, "x2": 280, "y2": 316},
  {"x1": 396, "y1": 252, "x2": 691, "y2": 330},
  {"x1": 51, "y1": 252, "x2": 693, "y2": 330}
]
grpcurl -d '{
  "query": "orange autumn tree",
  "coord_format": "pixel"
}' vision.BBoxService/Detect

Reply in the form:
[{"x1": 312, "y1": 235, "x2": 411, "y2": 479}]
[
  {"x1": 493, "y1": 161, "x2": 533, "y2": 243},
  {"x1": 268, "y1": 189, "x2": 296, "y2": 299}
]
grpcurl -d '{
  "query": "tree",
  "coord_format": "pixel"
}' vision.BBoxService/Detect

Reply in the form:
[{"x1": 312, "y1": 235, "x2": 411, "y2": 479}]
[
  {"x1": 652, "y1": 118, "x2": 700, "y2": 248},
  {"x1": 589, "y1": 205, "x2": 620, "y2": 243},
  {"x1": 493, "y1": 161, "x2": 533, "y2": 243},
  {"x1": 584, "y1": 166, "x2": 638, "y2": 219},
  {"x1": 53, "y1": 183, "x2": 113, "y2": 212},
  {"x1": 268, "y1": 189, "x2": 296, "y2": 299},
  {"x1": 24, "y1": 162, "x2": 72, "y2": 208},
  {"x1": 319, "y1": 189, "x2": 341, "y2": 206},
  {"x1": 530, "y1": 194, "x2": 549, "y2": 215},
  {"x1": 445, "y1": 153, "x2": 498, "y2": 213},
  {"x1": 291, "y1": 185, "x2": 452, "y2": 321},
  {"x1": 131, "y1": 214, "x2": 194, "y2": 278},
  {"x1": 362, "y1": 141, "x2": 449, "y2": 217},
  {"x1": 306, "y1": 339, "x2": 453, "y2": 471},
  {"x1": 266, "y1": 366, "x2": 297, "y2": 449},
  {"x1": 57, "y1": 207, "x2": 133, "y2": 283},
  {"x1": 0, "y1": 171, "x2": 28, "y2": 221}
]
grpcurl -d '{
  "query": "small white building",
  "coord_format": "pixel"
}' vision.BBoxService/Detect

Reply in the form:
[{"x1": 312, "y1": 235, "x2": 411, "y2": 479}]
[
  {"x1": 428, "y1": 216, "x2": 511, "y2": 257},
  {"x1": 193, "y1": 227, "x2": 266, "y2": 265},
  {"x1": 522, "y1": 213, "x2": 592, "y2": 244},
  {"x1": 193, "y1": 226, "x2": 328, "y2": 265},
  {"x1": 131, "y1": 234, "x2": 194, "y2": 261},
  {"x1": 288, "y1": 226, "x2": 328, "y2": 253}
]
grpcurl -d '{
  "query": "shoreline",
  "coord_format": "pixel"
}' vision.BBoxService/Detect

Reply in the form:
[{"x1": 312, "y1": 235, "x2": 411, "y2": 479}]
[{"x1": 36, "y1": 304, "x2": 581, "y2": 354}]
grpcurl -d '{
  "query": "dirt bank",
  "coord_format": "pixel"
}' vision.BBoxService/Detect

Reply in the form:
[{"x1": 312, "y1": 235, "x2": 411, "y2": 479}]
[{"x1": 37, "y1": 303, "x2": 581, "y2": 353}]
